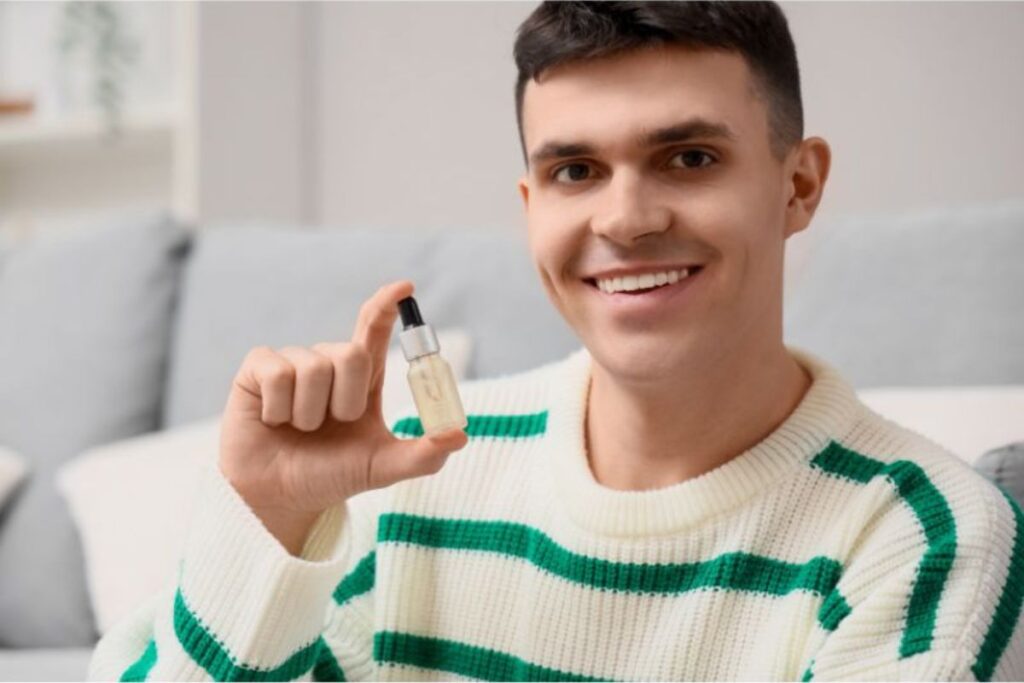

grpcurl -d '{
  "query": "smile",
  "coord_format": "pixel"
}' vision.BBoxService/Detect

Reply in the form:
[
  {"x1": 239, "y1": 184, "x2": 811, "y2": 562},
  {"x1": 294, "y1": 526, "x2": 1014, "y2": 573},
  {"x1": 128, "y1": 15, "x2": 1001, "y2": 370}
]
[{"x1": 582, "y1": 265, "x2": 707, "y2": 317}]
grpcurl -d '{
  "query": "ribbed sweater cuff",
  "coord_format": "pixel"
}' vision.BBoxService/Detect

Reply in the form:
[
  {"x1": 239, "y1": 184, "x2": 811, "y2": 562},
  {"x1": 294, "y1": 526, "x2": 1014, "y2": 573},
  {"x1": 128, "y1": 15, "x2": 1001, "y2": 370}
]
[{"x1": 173, "y1": 457, "x2": 352, "y2": 671}]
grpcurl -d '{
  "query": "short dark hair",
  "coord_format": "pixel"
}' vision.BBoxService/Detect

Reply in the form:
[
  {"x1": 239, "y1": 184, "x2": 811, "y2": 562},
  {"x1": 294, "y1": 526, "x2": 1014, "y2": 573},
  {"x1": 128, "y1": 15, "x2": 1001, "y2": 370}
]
[{"x1": 513, "y1": 1, "x2": 803, "y2": 166}]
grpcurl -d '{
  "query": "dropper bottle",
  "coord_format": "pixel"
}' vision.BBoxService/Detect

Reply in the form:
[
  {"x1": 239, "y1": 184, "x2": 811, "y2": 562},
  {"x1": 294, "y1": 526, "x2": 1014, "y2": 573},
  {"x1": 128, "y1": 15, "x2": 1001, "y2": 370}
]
[{"x1": 397, "y1": 296, "x2": 468, "y2": 436}]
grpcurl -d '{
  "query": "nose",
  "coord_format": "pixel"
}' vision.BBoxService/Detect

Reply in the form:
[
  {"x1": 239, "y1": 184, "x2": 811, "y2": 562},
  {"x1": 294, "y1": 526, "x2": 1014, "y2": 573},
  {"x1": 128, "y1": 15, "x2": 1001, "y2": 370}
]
[{"x1": 590, "y1": 168, "x2": 672, "y2": 244}]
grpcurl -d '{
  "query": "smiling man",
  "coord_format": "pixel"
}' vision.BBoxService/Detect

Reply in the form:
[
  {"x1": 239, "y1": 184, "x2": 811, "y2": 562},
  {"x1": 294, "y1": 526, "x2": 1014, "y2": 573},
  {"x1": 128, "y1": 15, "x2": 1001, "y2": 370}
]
[
  {"x1": 516, "y1": 36, "x2": 824, "y2": 493},
  {"x1": 90, "y1": 2, "x2": 1024, "y2": 682}
]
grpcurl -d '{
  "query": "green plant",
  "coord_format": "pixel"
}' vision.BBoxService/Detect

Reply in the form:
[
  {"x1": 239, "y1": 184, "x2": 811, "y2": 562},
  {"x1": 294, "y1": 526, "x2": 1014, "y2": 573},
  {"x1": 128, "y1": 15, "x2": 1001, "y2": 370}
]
[{"x1": 57, "y1": 1, "x2": 140, "y2": 139}]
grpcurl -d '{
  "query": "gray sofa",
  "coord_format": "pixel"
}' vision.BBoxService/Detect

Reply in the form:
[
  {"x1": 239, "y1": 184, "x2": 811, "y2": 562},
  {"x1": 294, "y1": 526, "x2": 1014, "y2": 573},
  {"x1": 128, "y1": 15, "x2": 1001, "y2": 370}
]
[{"x1": 0, "y1": 199, "x2": 1021, "y2": 680}]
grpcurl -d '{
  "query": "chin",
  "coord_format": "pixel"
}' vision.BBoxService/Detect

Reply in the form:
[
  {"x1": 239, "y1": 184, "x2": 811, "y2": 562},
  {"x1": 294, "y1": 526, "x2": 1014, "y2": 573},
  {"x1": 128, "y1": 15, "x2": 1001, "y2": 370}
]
[{"x1": 583, "y1": 329, "x2": 699, "y2": 384}]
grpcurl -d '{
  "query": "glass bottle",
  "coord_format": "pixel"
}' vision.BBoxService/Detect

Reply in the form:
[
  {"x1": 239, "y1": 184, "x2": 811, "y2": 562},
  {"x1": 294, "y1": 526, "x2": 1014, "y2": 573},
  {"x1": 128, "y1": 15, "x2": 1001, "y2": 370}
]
[{"x1": 397, "y1": 296, "x2": 468, "y2": 436}]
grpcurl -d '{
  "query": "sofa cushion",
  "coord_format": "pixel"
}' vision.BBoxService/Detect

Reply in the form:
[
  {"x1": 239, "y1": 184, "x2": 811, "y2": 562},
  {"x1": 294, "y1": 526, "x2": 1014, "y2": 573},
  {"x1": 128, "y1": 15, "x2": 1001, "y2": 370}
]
[
  {"x1": 856, "y1": 386, "x2": 1024, "y2": 465},
  {"x1": 0, "y1": 211, "x2": 189, "y2": 647},
  {"x1": 0, "y1": 646, "x2": 93, "y2": 681},
  {"x1": 784, "y1": 199, "x2": 1024, "y2": 387},
  {"x1": 162, "y1": 225, "x2": 578, "y2": 427},
  {"x1": 974, "y1": 442, "x2": 1024, "y2": 508}
]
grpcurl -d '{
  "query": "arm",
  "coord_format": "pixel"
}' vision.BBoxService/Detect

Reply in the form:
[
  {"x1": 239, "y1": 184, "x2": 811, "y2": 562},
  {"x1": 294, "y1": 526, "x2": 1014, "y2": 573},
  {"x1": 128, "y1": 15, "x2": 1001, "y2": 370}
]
[{"x1": 87, "y1": 456, "x2": 382, "y2": 682}]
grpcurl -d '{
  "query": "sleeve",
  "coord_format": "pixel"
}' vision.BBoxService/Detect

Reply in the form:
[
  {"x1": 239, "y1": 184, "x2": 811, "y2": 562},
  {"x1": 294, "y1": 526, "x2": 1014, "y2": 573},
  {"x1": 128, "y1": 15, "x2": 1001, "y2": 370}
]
[
  {"x1": 86, "y1": 455, "x2": 383, "y2": 682},
  {"x1": 800, "y1": 480, "x2": 1024, "y2": 682}
]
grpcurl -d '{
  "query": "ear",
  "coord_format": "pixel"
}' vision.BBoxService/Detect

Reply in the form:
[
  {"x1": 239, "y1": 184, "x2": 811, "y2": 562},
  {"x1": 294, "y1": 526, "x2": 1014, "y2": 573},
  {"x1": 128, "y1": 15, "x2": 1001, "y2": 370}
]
[
  {"x1": 783, "y1": 136, "x2": 831, "y2": 239},
  {"x1": 517, "y1": 175, "x2": 530, "y2": 211}
]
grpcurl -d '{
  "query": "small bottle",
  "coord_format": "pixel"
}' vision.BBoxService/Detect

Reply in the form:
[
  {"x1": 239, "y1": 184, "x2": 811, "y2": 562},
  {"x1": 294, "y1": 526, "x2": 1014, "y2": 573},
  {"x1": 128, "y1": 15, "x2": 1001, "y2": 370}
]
[{"x1": 397, "y1": 296, "x2": 468, "y2": 436}]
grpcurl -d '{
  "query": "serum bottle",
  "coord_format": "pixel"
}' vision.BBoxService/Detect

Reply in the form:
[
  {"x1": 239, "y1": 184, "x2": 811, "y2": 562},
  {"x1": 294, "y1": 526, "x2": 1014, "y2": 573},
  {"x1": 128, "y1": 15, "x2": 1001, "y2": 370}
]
[{"x1": 397, "y1": 296, "x2": 468, "y2": 436}]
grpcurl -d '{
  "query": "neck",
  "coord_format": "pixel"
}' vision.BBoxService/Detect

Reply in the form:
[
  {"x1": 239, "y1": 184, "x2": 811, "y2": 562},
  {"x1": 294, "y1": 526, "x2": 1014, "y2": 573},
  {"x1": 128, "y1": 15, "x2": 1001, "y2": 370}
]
[{"x1": 584, "y1": 340, "x2": 812, "y2": 491}]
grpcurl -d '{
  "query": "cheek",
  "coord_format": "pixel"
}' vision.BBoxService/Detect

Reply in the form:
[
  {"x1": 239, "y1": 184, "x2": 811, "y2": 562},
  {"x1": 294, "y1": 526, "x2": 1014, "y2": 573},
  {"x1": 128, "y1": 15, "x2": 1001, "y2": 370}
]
[{"x1": 527, "y1": 217, "x2": 579, "y2": 285}]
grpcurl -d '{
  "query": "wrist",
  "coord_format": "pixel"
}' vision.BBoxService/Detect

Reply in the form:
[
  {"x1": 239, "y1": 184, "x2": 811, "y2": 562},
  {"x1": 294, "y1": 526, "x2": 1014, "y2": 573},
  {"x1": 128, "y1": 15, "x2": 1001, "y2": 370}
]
[{"x1": 249, "y1": 505, "x2": 323, "y2": 557}]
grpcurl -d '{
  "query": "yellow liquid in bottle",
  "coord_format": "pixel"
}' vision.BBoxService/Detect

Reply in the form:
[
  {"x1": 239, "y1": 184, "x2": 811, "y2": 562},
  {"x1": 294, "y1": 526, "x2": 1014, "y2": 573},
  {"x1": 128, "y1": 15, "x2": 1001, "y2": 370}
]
[{"x1": 406, "y1": 353, "x2": 468, "y2": 435}]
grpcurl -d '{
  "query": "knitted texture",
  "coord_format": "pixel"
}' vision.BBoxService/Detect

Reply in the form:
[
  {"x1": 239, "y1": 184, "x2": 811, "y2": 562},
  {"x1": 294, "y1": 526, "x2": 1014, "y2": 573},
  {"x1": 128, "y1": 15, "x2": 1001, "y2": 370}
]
[{"x1": 88, "y1": 345, "x2": 1024, "y2": 681}]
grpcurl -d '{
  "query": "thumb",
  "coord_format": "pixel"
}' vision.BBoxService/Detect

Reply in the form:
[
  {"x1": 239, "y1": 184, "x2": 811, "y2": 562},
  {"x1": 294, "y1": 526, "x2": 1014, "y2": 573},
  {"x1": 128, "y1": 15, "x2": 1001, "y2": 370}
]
[{"x1": 371, "y1": 428, "x2": 469, "y2": 489}]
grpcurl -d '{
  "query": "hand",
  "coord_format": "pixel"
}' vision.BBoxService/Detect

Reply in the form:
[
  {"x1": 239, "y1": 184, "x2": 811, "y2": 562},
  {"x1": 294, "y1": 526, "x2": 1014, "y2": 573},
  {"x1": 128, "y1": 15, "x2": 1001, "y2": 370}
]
[{"x1": 218, "y1": 280, "x2": 468, "y2": 555}]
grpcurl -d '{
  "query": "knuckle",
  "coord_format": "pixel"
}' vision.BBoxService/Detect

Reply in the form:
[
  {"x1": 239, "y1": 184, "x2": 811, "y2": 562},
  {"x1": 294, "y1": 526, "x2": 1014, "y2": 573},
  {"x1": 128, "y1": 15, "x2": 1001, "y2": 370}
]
[
  {"x1": 265, "y1": 361, "x2": 295, "y2": 388},
  {"x1": 277, "y1": 347, "x2": 320, "y2": 377},
  {"x1": 341, "y1": 343, "x2": 371, "y2": 368},
  {"x1": 311, "y1": 341, "x2": 341, "y2": 356},
  {"x1": 292, "y1": 352, "x2": 328, "y2": 379},
  {"x1": 312, "y1": 343, "x2": 345, "y2": 370},
  {"x1": 310, "y1": 353, "x2": 333, "y2": 377},
  {"x1": 333, "y1": 399, "x2": 364, "y2": 422},
  {"x1": 244, "y1": 345, "x2": 274, "y2": 365},
  {"x1": 292, "y1": 416, "x2": 323, "y2": 432}
]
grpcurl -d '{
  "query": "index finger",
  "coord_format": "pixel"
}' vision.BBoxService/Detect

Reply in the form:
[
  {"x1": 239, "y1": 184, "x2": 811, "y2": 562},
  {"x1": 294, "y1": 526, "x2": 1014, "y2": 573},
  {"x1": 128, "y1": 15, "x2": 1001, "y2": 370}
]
[{"x1": 352, "y1": 278, "x2": 415, "y2": 383}]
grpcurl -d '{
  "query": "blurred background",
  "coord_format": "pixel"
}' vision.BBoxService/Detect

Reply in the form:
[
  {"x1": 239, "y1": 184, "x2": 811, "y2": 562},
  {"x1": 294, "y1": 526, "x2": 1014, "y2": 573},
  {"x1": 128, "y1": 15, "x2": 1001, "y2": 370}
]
[{"x1": 0, "y1": 1, "x2": 1022, "y2": 679}]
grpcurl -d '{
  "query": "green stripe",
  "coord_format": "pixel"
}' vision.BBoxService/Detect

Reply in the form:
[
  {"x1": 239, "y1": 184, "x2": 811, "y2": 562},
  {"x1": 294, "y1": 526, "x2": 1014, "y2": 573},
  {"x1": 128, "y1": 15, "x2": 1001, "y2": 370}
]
[
  {"x1": 312, "y1": 636, "x2": 347, "y2": 681},
  {"x1": 120, "y1": 638, "x2": 157, "y2": 682},
  {"x1": 810, "y1": 441, "x2": 958, "y2": 659},
  {"x1": 391, "y1": 411, "x2": 548, "y2": 438},
  {"x1": 817, "y1": 587, "x2": 852, "y2": 631},
  {"x1": 379, "y1": 513, "x2": 841, "y2": 602},
  {"x1": 373, "y1": 630, "x2": 608, "y2": 681},
  {"x1": 173, "y1": 587, "x2": 319, "y2": 680},
  {"x1": 800, "y1": 657, "x2": 815, "y2": 681},
  {"x1": 333, "y1": 550, "x2": 376, "y2": 606},
  {"x1": 971, "y1": 487, "x2": 1024, "y2": 681}
]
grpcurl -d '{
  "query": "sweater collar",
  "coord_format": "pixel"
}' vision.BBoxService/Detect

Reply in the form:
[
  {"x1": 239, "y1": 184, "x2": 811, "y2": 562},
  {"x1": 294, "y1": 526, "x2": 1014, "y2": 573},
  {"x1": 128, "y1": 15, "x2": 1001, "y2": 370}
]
[{"x1": 545, "y1": 344, "x2": 862, "y2": 538}]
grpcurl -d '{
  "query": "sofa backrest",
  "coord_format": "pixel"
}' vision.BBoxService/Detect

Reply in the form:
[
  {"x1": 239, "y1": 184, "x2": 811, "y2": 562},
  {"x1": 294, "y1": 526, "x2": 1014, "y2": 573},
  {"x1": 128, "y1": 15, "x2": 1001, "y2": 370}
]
[
  {"x1": 0, "y1": 211, "x2": 188, "y2": 647},
  {"x1": 783, "y1": 198, "x2": 1024, "y2": 387},
  {"x1": 161, "y1": 225, "x2": 580, "y2": 427}
]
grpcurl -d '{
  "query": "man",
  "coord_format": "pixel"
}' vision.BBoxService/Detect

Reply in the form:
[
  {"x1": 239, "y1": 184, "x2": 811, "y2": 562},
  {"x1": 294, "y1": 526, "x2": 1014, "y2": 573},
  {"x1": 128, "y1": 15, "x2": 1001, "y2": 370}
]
[{"x1": 89, "y1": 2, "x2": 1024, "y2": 681}]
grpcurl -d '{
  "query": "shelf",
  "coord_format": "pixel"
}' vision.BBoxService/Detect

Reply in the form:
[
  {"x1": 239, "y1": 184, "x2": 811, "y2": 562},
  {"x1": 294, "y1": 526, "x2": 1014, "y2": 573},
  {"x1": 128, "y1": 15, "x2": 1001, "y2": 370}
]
[{"x1": 0, "y1": 106, "x2": 179, "y2": 166}]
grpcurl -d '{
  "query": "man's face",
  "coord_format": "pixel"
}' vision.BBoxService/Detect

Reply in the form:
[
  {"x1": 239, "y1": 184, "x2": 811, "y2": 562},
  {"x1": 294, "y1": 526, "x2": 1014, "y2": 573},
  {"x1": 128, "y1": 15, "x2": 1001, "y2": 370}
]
[{"x1": 518, "y1": 45, "x2": 803, "y2": 382}]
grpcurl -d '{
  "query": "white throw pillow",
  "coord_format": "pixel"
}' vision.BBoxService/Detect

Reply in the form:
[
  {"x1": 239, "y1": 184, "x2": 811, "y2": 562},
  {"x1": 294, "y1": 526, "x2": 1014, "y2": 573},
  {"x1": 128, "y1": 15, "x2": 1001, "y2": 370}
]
[
  {"x1": 56, "y1": 328, "x2": 472, "y2": 635},
  {"x1": 857, "y1": 386, "x2": 1024, "y2": 465},
  {"x1": 0, "y1": 446, "x2": 30, "y2": 510}
]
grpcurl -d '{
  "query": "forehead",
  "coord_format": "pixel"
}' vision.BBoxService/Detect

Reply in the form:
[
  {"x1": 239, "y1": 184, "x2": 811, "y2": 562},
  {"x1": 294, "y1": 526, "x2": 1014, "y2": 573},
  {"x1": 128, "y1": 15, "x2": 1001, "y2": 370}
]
[{"x1": 521, "y1": 45, "x2": 764, "y2": 158}]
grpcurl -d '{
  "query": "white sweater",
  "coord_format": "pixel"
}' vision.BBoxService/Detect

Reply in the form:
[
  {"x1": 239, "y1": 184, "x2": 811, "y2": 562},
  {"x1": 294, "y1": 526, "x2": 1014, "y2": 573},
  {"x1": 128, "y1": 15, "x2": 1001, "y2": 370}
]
[{"x1": 88, "y1": 345, "x2": 1024, "y2": 681}]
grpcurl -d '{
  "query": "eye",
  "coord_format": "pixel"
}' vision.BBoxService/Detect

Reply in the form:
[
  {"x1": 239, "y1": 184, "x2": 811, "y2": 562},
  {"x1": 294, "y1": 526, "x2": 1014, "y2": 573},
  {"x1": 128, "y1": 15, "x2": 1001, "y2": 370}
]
[
  {"x1": 669, "y1": 149, "x2": 717, "y2": 169},
  {"x1": 552, "y1": 163, "x2": 593, "y2": 184},
  {"x1": 550, "y1": 150, "x2": 717, "y2": 185}
]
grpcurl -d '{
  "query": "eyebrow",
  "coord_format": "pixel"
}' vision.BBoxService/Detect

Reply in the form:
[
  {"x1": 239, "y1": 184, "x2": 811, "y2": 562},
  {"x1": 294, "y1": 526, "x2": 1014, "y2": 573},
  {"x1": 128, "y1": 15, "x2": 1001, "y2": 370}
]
[{"x1": 528, "y1": 117, "x2": 737, "y2": 168}]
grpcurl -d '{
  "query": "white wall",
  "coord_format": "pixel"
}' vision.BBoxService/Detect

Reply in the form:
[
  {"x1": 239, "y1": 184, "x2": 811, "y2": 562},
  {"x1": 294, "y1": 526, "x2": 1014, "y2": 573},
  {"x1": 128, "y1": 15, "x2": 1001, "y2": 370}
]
[
  {"x1": 785, "y1": 0, "x2": 1024, "y2": 222},
  {"x1": 194, "y1": 1, "x2": 309, "y2": 225},
  {"x1": 314, "y1": 1, "x2": 532, "y2": 233},
  {"x1": 189, "y1": 1, "x2": 1023, "y2": 233}
]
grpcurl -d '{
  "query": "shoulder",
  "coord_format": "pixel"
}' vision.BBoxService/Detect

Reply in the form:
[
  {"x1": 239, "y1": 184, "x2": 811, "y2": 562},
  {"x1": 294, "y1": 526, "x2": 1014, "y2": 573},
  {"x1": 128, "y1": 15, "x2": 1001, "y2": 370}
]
[
  {"x1": 828, "y1": 403, "x2": 1018, "y2": 568},
  {"x1": 825, "y1": 403, "x2": 1024, "y2": 676},
  {"x1": 836, "y1": 403, "x2": 1016, "y2": 540}
]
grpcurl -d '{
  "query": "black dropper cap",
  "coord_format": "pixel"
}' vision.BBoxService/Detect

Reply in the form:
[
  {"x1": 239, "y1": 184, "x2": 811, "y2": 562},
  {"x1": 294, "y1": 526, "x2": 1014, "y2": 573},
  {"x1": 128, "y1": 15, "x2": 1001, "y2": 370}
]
[{"x1": 397, "y1": 296, "x2": 424, "y2": 330}]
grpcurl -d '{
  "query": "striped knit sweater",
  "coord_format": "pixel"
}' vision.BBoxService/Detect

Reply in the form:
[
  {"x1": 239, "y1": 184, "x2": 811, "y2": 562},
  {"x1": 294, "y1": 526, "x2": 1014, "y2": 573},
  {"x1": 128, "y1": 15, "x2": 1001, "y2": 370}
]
[{"x1": 88, "y1": 344, "x2": 1024, "y2": 681}]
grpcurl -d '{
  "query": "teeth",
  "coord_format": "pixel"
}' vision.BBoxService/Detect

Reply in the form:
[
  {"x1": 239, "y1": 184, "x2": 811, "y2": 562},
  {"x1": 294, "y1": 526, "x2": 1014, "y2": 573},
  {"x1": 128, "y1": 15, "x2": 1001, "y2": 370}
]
[{"x1": 594, "y1": 267, "x2": 692, "y2": 294}]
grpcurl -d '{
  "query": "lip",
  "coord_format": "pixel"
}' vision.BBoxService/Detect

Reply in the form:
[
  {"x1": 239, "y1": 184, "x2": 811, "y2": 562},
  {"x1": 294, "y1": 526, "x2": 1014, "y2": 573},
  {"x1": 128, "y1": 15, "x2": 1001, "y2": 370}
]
[{"x1": 582, "y1": 265, "x2": 707, "y2": 318}]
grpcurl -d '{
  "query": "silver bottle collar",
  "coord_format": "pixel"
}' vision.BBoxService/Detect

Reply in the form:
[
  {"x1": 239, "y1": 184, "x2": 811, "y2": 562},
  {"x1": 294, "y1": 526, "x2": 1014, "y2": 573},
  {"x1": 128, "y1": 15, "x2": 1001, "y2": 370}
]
[{"x1": 399, "y1": 323, "x2": 440, "y2": 361}]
